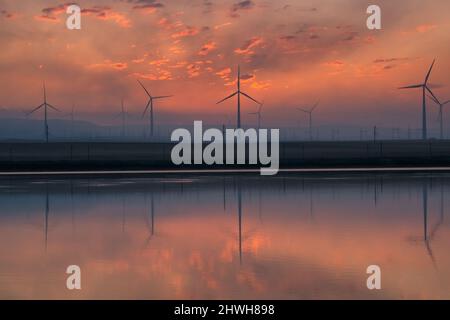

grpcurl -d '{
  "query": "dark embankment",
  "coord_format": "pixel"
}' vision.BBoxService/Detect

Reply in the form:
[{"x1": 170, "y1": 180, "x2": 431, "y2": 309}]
[{"x1": 0, "y1": 140, "x2": 450, "y2": 172}]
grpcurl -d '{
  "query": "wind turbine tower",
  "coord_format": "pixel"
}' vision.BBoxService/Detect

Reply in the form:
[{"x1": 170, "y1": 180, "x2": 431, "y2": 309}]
[
  {"x1": 427, "y1": 93, "x2": 450, "y2": 140},
  {"x1": 297, "y1": 100, "x2": 319, "y2": 141},
  {"x1": 27, "y1": 82, "x2": 60, "y2": 143},
  {"x1": 249, "y1": 102, "x2": 263, "y2": 129},
  {"x1": 137, "y1": 80, "x2": 172, "y2": 138}
]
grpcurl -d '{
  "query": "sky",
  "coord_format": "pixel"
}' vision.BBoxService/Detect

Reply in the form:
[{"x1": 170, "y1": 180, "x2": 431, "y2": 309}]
[{"x1": 0, "y1": 0, "x2": 449, "y2": 128}]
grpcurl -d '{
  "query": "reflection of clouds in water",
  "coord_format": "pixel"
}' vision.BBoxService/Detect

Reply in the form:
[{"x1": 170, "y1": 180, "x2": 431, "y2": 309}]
[{"x1": 0, "y1": 175, "x2": 449, "y2": 299}]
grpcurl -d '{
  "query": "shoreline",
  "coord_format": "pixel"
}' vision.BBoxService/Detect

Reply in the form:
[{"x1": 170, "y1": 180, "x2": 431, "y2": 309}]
[
  {"x1": 1, "y1": 140, "x2": 450, "y2": 175},
  {"x1": 2, "y1": 166, "x2": 450, "y2": 178}
]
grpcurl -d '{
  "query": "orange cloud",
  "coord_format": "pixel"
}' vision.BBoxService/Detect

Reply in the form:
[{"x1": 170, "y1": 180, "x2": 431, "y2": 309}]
[
  {"x1": 198, "y1": 41, "x2": 217, "y2": 56},
  {"x1": 158, "y1": 18, "x2": 183, "y2": 30},
  {"x1": 87, "y1": 60, "x2": 128, "y2": 70},
  {"x1": 415, "y1": 24, "x2": 437, "y2": 33},
  {"x1": 214, "y1": 22, "x2": 232, "y2": 30},
  {"x1": 34, "y1": 3, "x2": 66, "y2": 23},
  {"x1": 83, "y1": 7, "x2": 131, "y2": 28},
  {"x1": 251, "y1": 80, "x2": 271, "y2": 90},
  {"x1": 171, "y1": 26, "x2": 200, "y2": 39},
  {"x1": 132, "y1": 69, "x2": 173, "y2": 81},
  {"x1": 34, "y1": 15, "x2": 60, "y2": 23},
  {"x1": 37, "y1": 3, "x2": 67, "y2": 21},
  {"x1": 216, "y1": 68, "x2": 232, "y2": 80},
  {"x1": 234, "y1": 37, "x2": 264, "y2": 55},
  {"x1": 149, "y1": 58, "x2": 170, "y2": 66},
  {"x1": 169, "y1": 61, "x2": 189, "y2": 69},
  {"x1": 34, "y1": 4, "x2": 131, "y2": 28},
  {"x1": 169, "y1": 45, "x2": 185, "y2": 55},
  {"x1": 132, "y1": 2, "x2": 164, "y2": 14},
  {"x1": 131, "y1": 72, "x2": 159, "y2": 81},
  {"x1": 324, "y1": 60, "x2": 345, "y2": 68},
  {"x1": 131, "y1": 53, "x2": 148, "y2": 64},
  {"x1": 187, "y1": 64, "x2": 201, "y2": 78}
]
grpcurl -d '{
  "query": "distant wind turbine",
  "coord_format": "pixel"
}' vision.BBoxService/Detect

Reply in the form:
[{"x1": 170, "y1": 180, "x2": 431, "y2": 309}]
[
  {"x1": 297, "y1": 100, "x2": 319, "y2": 141},
  {"x1": 27, "y1": 81, "x2": 60, "y2": 143},
  {"x1": 69, "y1": 104, "x2": 75, "y2": 139},
  {"x1": 427, "y1": 93, "x2": 450, "y2": 140},
  {"x1": 399, "y1": 59, "x2": 438, "y2": 140},
  {"x1": 248, "y1": 102, "x2": 263, "y2": 129},
  {"x1": 115, "y1": 98, "x2": 129, "y2": 138},
  {"x1": 137, "y1": 80, "x2": 172, "y2": 137},
  {"x1": 217, "y1": 65, "x2": 261, "y2": 128}
]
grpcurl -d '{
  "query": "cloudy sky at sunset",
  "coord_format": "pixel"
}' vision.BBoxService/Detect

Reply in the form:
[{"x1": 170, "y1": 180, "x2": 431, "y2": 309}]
[{"x1": 0, "y1": 0, "x2": 449, "y2": 127}]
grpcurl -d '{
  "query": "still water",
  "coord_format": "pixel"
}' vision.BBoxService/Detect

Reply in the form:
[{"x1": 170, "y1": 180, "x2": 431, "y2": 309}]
[{"x1": 0, "y1": 173, "x2": 449, "y2": 299}]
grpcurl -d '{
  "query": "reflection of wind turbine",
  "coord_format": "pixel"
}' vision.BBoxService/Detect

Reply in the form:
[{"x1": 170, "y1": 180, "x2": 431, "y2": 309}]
[
  {"x1": 137, "y1": 80, "x2": 172, "y2": 137},
  {"x1": 297, "y1": 100, "x2": 319, "y2": 141},
  {"x1": 430, "y1": 184, "x2": 445, "y2": 240},
  {"x1": 45, "y1": 186, "x2": 49, "y2": 251},
  {"x1": 427, "y1": 93, "x2": 450, "y2": 140},
  {"x1": 216, "y1": 66, "x2": 261, "y2": 128},
  {"x1": 249, "y1": 102, "x2": 263, "y2": 129},
  {"x1": 143, "y1": 194, "x2": 155, "y2": 248},
  {"x1": 408, "y1": 183, "x2": 437, "y2": 268},
  {"x1": 27, "y1": 82, "x2": 60, "y2": 143},
  {"x1": 238, "y1": 185, "x2": 243, "y2": 265},
  {"x1": 422, "y1": 183, "x2": 436, "y2": 267},
  {"x1": 398, "y1": 59, "x2": 438, "y2": 140}
]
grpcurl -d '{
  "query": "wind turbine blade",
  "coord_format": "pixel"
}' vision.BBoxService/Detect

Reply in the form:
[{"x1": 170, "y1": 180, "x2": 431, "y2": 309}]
[
  {"x1": 142, "y1": 100, "x2": 151, "y2": 117},
  {"x1": 426, "y1": 93, "x2": 440, "y2": 105},
  {"x1": 442, "y1": 100, "x2": 450, "y2": 106},
  {"x1": 216, "y1": 91, "x2": 238, "y2": 104},
  {"x1": 296, "y1": 108, "x2": 309, "y2": 113},
  {"x1": 27, "y1": 104, "x2": 44, "y2": 115},
  {"x1": 398, "y1": 84, "x2": 423, "y2": 89},
  {"x1": 424, "y1": 59, "x2": 435, "y2": 84},
  {"x1": 311, "y1": 100, "x2": 320, "y2": 111},
  {"x1": 152, "y1": 95, "x2": 172, "y2": 100},
  {"x1": 47, "y1": 103, "x2": 60, "y2": 112},
  {"x1": 137, "y1": 79, "x2": 152, "y2": 98},
  {"x1": 425, "y1": 86, "x2": 439, "y2": 104},
  {"x1": 248, "y1": 112, "x2": 258, "y2": 115},
  {"x1": 240, "y1": 91, "x2": 261, "y2": 105}
]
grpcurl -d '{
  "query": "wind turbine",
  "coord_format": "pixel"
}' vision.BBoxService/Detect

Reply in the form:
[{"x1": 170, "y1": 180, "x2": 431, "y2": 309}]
[
  {"x1": 115, "y1": 98, "x2": 129, "y2": 138},
  {"x1": 69, "y1": 104, "x2": 75, "y2": 139},
  {"x1": 398, "y1": 59, "x2": 438, "y2": 140},
  {"x1": 216, "y1": 65, "x2": 261, "y2": 128},
  {"x1": 248, "y1": 102, "x2": 263, "y2": 129},
  {"x1": 27, "y1": 82, "x2": 60, "y2": 142},
  {"x1": 427, "y1": 93, "x2": 450, "y2": 140},
  {"x1": 137, "y1": 80, "x2": 172, "y2": 137},
  {"x1": 297, "y1": 100, "x2": 319, "y2": 141}
]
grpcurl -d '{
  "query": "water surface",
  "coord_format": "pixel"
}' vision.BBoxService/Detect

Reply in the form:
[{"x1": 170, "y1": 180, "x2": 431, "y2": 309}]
[{"x1": 0, "y1": 174, "x2": 449, "y2": 299}]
